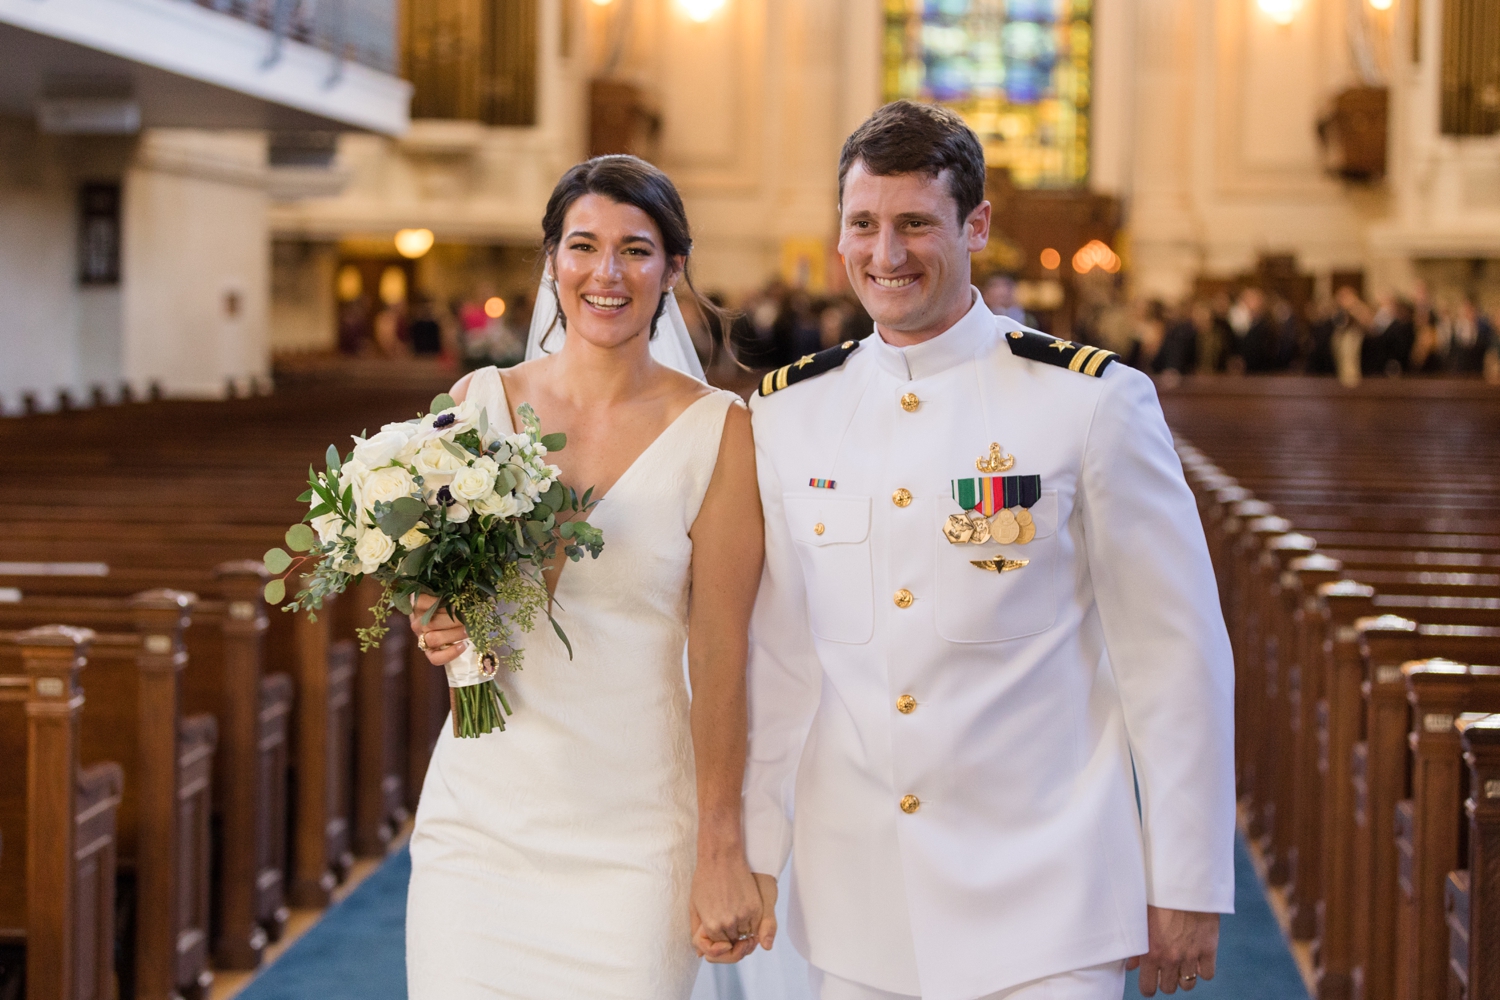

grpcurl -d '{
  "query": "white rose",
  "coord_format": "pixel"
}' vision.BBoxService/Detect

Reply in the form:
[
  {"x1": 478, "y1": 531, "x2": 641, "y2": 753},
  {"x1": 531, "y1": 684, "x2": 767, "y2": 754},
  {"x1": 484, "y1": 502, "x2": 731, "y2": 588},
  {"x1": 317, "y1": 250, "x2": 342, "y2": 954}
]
[
  {"x1": 414, "y1": 440, "x2": 469, "y2": 477},
  {"x1": 351, "y1": 429, "x2": 412, "y2": 469},
  {"x1": 332, "y1": 459, "x2": 369, "y2": 515},
  {"x1": 474, "y1": 491, "x2": 520, "y2": 518},
  {"x1": 451, "y1": 464, "x2": 496, "y2": 503},
  {"x1": 355, "y1": 528, "x2": 396, "y2": 573},
  {"x1": 446, "y1": 502, "x2": 471, "y2": 524},
  {"x1": 310, "y1": 510, "x2": 345, "y2": 545},
  {"x1": 398, "y1": 525, "x2": 429, "y2": 550},
  {"x1": 363, "y1": 466, "x2": 415, "y2": 510}
]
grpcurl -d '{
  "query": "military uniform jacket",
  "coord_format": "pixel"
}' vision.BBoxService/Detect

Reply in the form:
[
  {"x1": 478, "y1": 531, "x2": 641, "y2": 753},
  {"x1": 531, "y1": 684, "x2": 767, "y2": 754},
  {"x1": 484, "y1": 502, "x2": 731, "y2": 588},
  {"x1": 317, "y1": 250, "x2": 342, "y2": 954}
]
[{"x1": 744, "y1": 292, "x2": 1235, "y2": 1000}]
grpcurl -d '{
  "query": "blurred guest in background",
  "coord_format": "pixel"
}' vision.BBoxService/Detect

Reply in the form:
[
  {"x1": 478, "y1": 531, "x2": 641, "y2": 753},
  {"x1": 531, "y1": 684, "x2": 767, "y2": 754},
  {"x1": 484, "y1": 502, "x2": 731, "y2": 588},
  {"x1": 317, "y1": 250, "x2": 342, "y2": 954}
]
[{"x1": 982, "y1": 273, "x2": 1030, "y2": 325}]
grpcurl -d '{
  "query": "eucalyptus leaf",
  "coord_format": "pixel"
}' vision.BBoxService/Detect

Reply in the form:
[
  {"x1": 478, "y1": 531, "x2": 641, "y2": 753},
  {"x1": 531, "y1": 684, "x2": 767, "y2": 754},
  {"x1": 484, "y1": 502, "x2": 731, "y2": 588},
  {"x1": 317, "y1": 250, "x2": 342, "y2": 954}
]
[
  {"x1": 542, "y1": 481, "x2": 567, "y2": 511},
  {"x1": 263, "y1": 548, "x2": 293, "y2": 574},
  {"x1": 559, "y1": 521, "x2": 576, "y2": 538},
  {"x1": 286, "y1": 524, "x2": 316, "y2": 552},
  {"x1": 400, "y1": 545, "x2": 428, "y2": 575},
  {"x1": 421, "y1": 601, "x2": 442, "y2": 626},
  {"x1": 264, "y1": 578, "x2": 286, "y2": 604},
  {"x1": 551, "y1": 616, "x2": 574, "y2": 660},
  {"x1": 377, "y1": 504, "x2": 425, "y2": 540},
  {"x1": 392, "y1": 589, "x2": 414, "y2": 615},
  {"x1": 430, "y1": 393, "x2": 456, "y2": 414},
  {"x1": 525, "y1": 521, "x2": 549, "y2": 545},
  {"x1": 326, "y1": 444, "x2": 341, "y2": 473},
  {"x1": 478, "y1": 408, "x2": 488, "y2": 437},
  {"x1": 499, "y1": 468, "x2": 517, "y2": 493},
  {"x1": 540, "y1": 432, "x2": 566, "y2": 452},
  {"x1": 441, "y1": 439, "x2": 471, "y2": 461}
]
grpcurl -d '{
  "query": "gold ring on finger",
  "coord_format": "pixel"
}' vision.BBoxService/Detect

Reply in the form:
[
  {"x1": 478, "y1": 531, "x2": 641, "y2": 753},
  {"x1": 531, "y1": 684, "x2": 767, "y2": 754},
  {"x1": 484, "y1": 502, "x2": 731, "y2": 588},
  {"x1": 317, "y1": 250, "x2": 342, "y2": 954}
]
[
  {"x1": 417, "y1": 633, "x2": 429, "y2": 652},
  {"x1": 1180, "y1": 973, "x2": 1198, "y2": 984}
]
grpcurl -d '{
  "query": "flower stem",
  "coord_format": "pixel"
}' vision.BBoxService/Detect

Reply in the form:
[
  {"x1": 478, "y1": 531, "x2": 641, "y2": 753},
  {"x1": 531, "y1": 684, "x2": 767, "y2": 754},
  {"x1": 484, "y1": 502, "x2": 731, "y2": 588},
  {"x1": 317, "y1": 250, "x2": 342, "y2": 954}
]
[{"x1": 451, "y1": 680, "x2": 509, "y2": 738}]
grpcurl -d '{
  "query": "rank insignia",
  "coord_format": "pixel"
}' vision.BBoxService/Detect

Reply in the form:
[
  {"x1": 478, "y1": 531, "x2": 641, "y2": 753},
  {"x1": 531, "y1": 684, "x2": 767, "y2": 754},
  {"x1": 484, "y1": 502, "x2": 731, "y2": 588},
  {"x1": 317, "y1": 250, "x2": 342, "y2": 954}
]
[
  {"x1": 758, "y1": 340, "x2": 858, "y2": 396},
  {"x1": 808, "y1": 478, "x2": 836, "y2": 490},
  {"x1": 1004, "y1": 328, "x2": 1118, "y2": 377}
]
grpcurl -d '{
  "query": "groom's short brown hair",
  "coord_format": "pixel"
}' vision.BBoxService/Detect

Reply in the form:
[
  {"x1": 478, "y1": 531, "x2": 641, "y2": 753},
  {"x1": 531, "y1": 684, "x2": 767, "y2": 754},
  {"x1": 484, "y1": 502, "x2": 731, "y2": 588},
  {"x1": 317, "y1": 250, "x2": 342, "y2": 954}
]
[{"x1": 838, "y1": 100, "x2": 987, "y2": 224}]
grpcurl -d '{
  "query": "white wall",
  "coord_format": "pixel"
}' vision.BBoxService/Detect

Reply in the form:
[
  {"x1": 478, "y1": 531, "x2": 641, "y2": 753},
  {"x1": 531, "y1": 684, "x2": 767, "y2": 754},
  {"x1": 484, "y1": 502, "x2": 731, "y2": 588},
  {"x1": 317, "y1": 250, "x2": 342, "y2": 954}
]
[{"x1": 120, "y1": 129, "x2": 271, "y2": 398}]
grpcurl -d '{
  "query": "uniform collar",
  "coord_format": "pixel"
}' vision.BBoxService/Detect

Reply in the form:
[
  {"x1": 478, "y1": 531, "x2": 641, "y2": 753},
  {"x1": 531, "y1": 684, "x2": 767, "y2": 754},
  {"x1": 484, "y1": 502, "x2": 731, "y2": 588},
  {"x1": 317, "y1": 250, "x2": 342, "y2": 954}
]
[{"x1": 867, "y1": 287, "x2": 994, "y2": 382}]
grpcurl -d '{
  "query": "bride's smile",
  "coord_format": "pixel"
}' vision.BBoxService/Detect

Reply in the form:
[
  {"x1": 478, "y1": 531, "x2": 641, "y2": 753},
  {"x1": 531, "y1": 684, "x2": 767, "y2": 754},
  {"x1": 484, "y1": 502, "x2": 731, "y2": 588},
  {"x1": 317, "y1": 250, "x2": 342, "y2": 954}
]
[{"x1": 555, "y1": 192, "x2": 683, "y2": 351}]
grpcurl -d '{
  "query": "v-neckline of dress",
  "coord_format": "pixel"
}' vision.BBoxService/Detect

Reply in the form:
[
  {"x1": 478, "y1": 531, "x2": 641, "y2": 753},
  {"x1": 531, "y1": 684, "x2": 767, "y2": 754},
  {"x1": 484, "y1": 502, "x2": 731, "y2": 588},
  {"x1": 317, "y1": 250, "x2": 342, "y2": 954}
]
[
  {"x1": 492, "y1": 374, "x2": 719, "y2": 506},
  {"x1": 489, "y1": 372, "x2": 720, "y2": 604}
]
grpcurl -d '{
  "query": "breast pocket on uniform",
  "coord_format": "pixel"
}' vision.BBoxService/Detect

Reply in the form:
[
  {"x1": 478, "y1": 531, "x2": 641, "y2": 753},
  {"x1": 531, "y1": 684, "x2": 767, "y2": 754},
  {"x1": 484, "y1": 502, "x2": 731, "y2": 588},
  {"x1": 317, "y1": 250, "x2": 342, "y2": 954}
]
[
  {"x1": 784, "y1": 494, "x2": 873, "y2": 644},
  {"x1": 933, "y1": 490, "x2": 1059, "y2": 643}
]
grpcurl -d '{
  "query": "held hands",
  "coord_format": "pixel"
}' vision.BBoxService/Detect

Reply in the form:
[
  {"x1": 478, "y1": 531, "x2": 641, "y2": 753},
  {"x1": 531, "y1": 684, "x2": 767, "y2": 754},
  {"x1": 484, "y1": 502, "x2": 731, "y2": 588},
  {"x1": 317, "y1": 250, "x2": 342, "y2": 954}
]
[
  {"x1": 1128, "y1": 906, "x2": 1219, "y2": 996},
  {"x1": 409, "y1": 594, "x2": 470, "y2": 667},
  {"x1": 690, "y1": 857, "x2": 778, "y2": 964}
]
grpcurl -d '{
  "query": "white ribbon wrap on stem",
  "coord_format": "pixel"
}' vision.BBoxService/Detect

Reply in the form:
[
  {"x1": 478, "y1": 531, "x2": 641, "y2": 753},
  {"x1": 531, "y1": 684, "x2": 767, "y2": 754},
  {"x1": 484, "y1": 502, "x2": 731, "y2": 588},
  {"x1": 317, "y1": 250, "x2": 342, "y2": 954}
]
[{"x1": 443, "y1": 644, "x2": 488, "y2": 688}]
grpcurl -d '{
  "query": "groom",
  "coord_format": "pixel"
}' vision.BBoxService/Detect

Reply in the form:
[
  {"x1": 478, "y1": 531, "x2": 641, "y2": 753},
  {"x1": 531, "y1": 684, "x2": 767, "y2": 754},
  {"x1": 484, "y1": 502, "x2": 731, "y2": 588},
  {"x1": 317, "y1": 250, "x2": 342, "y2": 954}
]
[{"x1": 743, "y1": 101, "x2": 1235, "y2": 1000}]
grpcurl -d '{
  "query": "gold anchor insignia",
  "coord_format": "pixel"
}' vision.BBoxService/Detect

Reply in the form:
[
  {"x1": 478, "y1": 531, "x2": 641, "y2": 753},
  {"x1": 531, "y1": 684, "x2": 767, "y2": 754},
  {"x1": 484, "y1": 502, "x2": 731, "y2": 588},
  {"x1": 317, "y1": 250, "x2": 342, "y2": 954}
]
[
  {"x1": 793, "y1": 354, "x2": 815, "y2": 369},
  {"x1": 971, "y1": 557, "x2": 1030, "y2": 573},
  {"x1": 975, "y1": 442, "x2": 1015, "y2": 473}
]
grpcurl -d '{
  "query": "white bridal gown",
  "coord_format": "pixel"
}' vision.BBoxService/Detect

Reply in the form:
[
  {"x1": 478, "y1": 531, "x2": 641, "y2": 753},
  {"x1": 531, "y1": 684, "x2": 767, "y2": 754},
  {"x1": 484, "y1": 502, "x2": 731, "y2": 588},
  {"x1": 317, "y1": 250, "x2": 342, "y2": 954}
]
[{"x1": 407, "y1": 365, "x2": 746, "y2": 999}]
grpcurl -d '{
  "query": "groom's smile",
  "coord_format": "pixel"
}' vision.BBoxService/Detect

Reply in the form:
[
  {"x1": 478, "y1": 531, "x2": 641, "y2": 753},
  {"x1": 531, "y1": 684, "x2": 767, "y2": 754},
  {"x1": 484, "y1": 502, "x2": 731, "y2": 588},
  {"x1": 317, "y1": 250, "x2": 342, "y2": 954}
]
[{"x1": 837, "y1": 160, "x2": 991, "y2": 347}]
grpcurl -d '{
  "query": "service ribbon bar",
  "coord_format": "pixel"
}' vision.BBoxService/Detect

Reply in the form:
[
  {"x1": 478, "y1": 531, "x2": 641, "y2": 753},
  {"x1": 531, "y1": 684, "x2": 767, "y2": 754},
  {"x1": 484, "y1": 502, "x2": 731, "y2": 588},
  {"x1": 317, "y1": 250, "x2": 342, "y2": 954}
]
[
  {"x1": 809, "y1": 478, "x2": 836, "y2": 490},
  {"x1": 952, "y1": 475, "x2": 1041, "y2": 517}
]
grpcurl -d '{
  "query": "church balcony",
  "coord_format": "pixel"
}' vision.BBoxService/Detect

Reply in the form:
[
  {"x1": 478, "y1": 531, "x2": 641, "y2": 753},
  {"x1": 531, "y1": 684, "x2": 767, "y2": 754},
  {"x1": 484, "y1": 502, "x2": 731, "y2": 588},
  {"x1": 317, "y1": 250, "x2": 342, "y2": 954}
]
[{"x1": 0, "y1": 0, "x2": 411, "y2": 136}]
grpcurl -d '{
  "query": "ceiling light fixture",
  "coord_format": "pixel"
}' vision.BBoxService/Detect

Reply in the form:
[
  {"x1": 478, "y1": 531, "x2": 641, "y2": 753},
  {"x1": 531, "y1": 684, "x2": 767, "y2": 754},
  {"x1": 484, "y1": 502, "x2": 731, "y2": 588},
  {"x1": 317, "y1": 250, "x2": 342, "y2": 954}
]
[
  {"x1": 1257, "y1": 0, "x2": 1302, "y2": 24},
  {"x1": 394, "y1": 228, "x2": 435, "y2": 259},
  {"x1": 680, "y1": 0, "x2": 726, "y2": 22}
]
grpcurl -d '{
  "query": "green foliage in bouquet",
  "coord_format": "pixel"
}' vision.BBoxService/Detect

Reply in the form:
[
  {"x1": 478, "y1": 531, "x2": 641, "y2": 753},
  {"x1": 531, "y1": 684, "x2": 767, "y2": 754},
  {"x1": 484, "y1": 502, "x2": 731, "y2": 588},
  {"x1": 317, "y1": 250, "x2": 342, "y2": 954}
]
[{"x1": 262, "y1": 392, "x2": 604, "y2": 736}]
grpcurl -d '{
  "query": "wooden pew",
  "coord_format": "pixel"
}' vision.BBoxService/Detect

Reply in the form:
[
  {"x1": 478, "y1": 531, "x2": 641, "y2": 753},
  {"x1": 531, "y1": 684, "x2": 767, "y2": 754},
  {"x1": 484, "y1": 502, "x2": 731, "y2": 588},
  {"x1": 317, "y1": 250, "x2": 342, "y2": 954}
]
[
  {"x1": 0, "y1": 626, "x2": 124, "y2": 1000},
  {"x1": 1451, "y1": 713, "x2": 1500, "y2": 1000},
  {"x1": 1349, "y1": 627, "x2": 1500, "y2": 1000},
  {"x1": 1397, "y1": 663, "x2": 1500, "y2": 1000},
  {"x1": 0, "y1": 569, "x2": 293, "y2": 973}
]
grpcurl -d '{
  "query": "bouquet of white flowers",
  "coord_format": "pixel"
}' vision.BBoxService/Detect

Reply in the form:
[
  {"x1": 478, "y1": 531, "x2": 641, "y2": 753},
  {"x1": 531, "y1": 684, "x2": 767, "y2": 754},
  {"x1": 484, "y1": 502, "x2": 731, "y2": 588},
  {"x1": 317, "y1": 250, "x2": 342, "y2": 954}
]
[{"x1": 263, "y1": 392, "x2": 603, "y2": 737}]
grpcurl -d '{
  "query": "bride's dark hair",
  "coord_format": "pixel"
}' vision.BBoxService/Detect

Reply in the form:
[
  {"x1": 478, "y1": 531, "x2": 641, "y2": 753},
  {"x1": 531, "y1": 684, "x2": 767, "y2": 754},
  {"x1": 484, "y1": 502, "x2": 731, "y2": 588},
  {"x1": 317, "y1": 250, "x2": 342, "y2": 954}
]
[{"x1": 539, "y1": 155, "x2": 727, "y2": 352}]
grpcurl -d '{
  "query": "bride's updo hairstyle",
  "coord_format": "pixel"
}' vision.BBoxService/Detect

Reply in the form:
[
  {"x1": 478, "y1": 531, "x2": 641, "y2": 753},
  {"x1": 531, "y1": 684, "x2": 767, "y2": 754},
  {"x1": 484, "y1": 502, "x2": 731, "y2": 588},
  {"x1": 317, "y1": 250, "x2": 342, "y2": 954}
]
[{"x1": 539, "y1": 154, "x2": 725, "y2": 347}]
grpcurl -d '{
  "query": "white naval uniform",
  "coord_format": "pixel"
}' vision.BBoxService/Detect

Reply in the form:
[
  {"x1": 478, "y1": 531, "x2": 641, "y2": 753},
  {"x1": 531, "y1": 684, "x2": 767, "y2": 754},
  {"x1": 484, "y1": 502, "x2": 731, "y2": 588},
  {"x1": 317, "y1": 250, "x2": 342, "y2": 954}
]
[{"x1": 744, "y1": 291, "x2": 1236, "y2": 1000}]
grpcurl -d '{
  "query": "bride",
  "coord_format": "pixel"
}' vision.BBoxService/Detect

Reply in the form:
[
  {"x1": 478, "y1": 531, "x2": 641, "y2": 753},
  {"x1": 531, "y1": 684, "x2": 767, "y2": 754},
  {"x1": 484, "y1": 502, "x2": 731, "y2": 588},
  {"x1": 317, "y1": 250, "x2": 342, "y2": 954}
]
[{"x1": 404, "y1": 155, "x2": 775, "y2": 999}]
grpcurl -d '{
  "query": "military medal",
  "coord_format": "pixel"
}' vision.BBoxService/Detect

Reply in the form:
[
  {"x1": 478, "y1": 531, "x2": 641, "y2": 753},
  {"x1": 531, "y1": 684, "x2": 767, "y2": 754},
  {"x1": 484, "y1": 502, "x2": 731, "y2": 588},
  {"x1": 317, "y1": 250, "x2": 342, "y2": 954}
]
[
  {"x1": 950, "y1": 473, "x2": 1042, "y2": 545},
  {"x1": 943, "y1": 513, "x2": 976, "y2": 544},
  {"x1": 1015, "y1": 508, "x2": 1036, "y2": 545},
  {"x1": 990, "y1": 508, "x2": 1020, "y2": 545}
]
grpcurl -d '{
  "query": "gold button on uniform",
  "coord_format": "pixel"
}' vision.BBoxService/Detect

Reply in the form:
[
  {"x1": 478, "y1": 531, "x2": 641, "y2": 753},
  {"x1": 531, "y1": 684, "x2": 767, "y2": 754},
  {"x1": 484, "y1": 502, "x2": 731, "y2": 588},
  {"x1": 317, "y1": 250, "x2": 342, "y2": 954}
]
[
  {"x1": 892, "y1": 488, "x2": 912, "y2": 508},
  {"x1": 900, "y1": 794, "x2": 921, "y2": 814},
  {"x1": 900, "y1": 393, "x2": 920, "y2": 412},
  {"x1": 813, "y1": 523, "x2": 825, "y2": 536},
  {"x1": 896, "y1": 694, "x2": 917, "y2": 714},
  {"x1": 894, "y1": 589, "x2": 914, "y2": 608}
]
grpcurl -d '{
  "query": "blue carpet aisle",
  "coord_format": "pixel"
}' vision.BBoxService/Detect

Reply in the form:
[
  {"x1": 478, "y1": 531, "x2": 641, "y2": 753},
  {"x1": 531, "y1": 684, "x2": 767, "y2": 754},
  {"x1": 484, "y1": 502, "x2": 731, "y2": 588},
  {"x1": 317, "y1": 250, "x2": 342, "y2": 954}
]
[{"x1": 236, "y1": 834, "x2": 1307, "y2": 1000}]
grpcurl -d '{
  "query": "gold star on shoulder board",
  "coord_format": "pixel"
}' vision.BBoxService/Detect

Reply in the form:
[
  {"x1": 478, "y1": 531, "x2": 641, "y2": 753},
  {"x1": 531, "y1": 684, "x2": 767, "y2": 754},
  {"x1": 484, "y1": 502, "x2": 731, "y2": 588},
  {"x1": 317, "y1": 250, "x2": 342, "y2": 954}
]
[
  {"x1": 1048, "y1": 340, "x2": 1075, "y2": 351},
  {"x1": 793, "y1": 354, "x2": 815, "y2": 369}
]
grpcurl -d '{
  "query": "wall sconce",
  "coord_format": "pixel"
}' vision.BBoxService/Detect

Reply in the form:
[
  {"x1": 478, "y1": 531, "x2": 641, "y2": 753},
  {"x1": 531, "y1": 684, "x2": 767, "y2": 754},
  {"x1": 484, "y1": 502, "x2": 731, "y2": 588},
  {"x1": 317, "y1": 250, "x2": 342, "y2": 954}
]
[
  {"x1": 1256, "y1": 0, "x2": 1303, "y2": 25},
  {"x1": 394, "y1": 228, "x2": 435, "y2": 259},
  {"x1": 680, "y1": 0, "x2": 726, "y2": 22},
  {"x1": 1367, "y1": 0, "x2": 1393, "y2": 9}
]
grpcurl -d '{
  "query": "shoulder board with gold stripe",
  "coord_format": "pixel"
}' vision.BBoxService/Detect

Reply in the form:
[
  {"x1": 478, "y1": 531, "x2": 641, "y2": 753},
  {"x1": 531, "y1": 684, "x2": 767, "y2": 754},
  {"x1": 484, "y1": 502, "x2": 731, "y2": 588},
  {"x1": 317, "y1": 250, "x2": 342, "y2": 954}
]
[
  {"x1": 1002, "y1": 328, "x2": 1118, "y2": 377},
  {"x1": 758, "y1": 339, "x2": 859, "y2": 397}
]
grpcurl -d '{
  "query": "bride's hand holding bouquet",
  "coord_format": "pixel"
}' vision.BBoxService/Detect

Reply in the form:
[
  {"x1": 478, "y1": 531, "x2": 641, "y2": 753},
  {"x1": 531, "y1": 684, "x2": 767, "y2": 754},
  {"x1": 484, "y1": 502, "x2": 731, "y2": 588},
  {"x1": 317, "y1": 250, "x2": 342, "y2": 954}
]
[{"x1": 263, "y1": 391, "x2": 604, "y2": 738}]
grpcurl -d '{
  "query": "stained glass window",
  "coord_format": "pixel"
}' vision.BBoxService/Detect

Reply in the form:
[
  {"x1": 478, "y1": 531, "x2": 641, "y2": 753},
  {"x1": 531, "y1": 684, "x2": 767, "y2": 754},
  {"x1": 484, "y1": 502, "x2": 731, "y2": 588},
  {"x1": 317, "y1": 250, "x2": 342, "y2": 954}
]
[{"x1": 883, "y1": 0, "x2": 1092, "y2": 189}]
